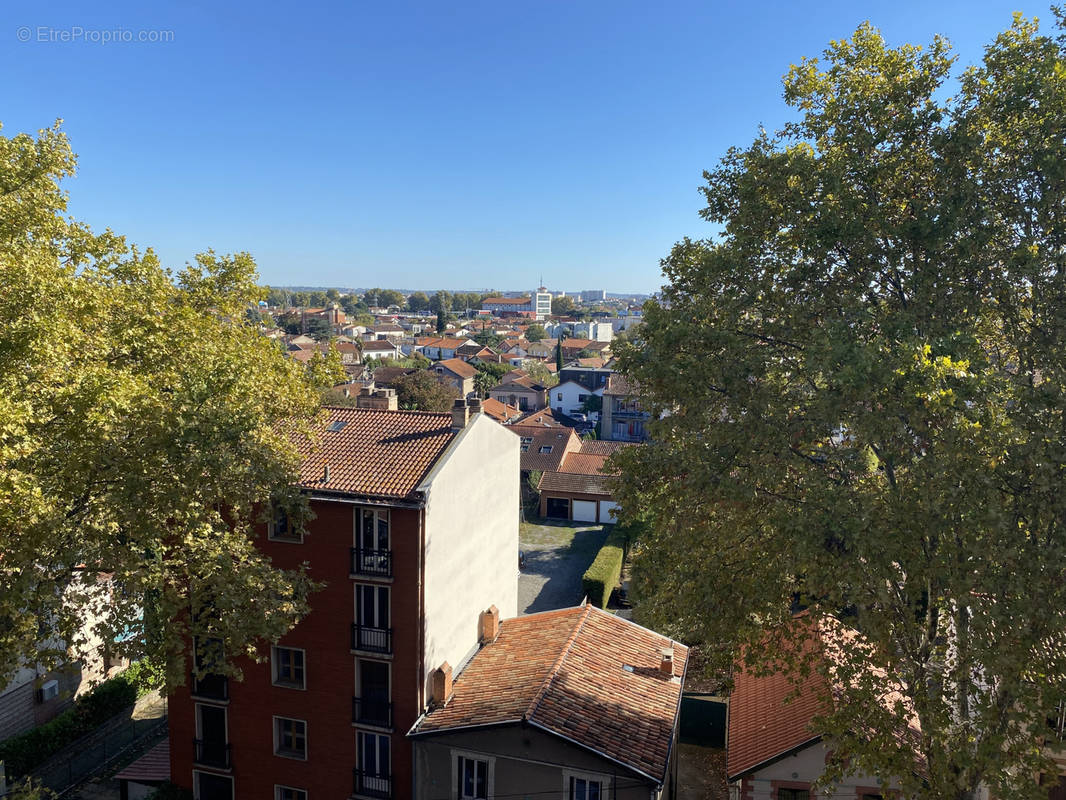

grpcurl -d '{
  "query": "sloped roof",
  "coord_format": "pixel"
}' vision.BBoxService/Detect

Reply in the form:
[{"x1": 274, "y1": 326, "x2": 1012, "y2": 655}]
[
  {"x1": 480, "y1": 398, "x2": 522, "y2": 424},
  {"x1": 362, "y1": 339, "x2": 401, "y2": 351},
  {"x1": 579, "y1": 440, "x2": 629, "y2": 456},
  {"x1": 291, "y1": 407, "x2": 456, "y2": 500},
  {"x1": 513, "y1": 408, "x2": 566, "y2": 427},
  {"x1": 411, "y1": 605, "x2": 688, "y2": 784},
  {"x1": 115, "y1": 737, "x2": 170, "y2": 782},
  {"x1": 510, "y1": 426, "x2": 580, "y2": 472},
  {"x1": 434, "y1": 358, "x2": 477, "y2": 379}
]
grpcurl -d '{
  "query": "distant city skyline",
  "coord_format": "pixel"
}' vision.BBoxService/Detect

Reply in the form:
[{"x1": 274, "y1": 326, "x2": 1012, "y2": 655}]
[{"x1": 1, "y1": 0, "x2": 1043, "y2": 293}]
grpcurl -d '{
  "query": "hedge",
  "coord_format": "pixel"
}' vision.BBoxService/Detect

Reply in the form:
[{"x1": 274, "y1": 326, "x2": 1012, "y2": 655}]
[
  {"x1": 582, "y1": 526, "x2": 629, "y2": 609},
  {"x1": 0, "y1": 662, "x2": 154, "y2": 778}
]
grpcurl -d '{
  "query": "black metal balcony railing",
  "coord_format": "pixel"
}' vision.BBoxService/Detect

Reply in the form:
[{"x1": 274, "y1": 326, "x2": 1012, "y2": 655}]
[
  {"x1": 351, "y1": 623, "x2": 393, "y2": 654},
  {"x1": 193, "y1": 738, "x2": 232, "y2": 769},
  {"x1": 353, "y1": 768, "x2": 392, "y2": 799},
  {"x1": 190, "y1": 672, "x2": 229, "y2": 701},
  {"x1": 350, "y1": 547, "x2": 393, "y2": 578},
  {"x1": 352, "y1": 696, "x2": 393, "y2": 728}
]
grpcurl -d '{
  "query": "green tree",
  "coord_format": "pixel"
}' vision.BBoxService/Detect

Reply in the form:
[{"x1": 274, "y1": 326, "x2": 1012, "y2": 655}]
[
  {"x1": 407, "y1": 291, "x2": 430, "y2": 312},
  {"x1": 378, "y1": 289, "x2": 405, "y2": 307},
  {"x1": 550, "y1": 295, "x2": 575, "y2": 316},
  {"x1": 473, "y1": 371, "x2": 496, "y2": 398},
  {"x1": 613, "y1": 16, "x2": 1066, "y2": 800},
  {"x1": 304, "y1": 315, "x2": 332, "y2": 341},
  {"x1": 526, "y1": 361, "x2": 558, "y2": 388},
  {"x1": 392, "y1": 370, "x2": 459, "y2": 412},
  {"x1": 525, "y1": 323, "x2": 547, "y2": 342},
  {"x1": 0, "y1": 122, "x2": 338, "y2": 685},
  {"x1": 430, "y1": 290, "x2": 453, "y2": 315}
]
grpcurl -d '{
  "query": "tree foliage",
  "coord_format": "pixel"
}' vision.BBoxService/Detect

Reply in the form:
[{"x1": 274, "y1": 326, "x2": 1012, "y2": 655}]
[
  {"x1": 392, "y1": 370, "x2": 459, "y2": 412},
  {"x1": 613, "y1": 16, "x2": 1066, "y2": 800},
  {"x1": 0, "y1": 122, "x2": 333, "y2": 686},
  {"x1": 407, "y1": 291, "x2": 430, "y2": 312},
  {"x1": 550, "y1": 295, "x2": 575, "y2": 316},
  {"x1": 525, "y1": 323, "x2": 547, "y2": 342}
]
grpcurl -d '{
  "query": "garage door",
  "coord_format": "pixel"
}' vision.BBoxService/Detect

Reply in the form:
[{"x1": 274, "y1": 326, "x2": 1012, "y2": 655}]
[
  {"x1": 573, "y1": 500, "x2": 597, "y2": 522},
  {"x1": 599, "y1": 501, "x2": 619, "y2": 523}
]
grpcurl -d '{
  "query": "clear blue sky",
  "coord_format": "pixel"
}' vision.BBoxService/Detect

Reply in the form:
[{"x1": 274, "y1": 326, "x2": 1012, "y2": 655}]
[{"x1": 0, "y1": 0, "x2": 1048, "y2": 293}]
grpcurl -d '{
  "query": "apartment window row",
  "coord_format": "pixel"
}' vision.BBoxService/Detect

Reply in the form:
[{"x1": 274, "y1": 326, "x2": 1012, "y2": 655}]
[
  {"x1": 190, "y1": 773, "x2": 307, "y2": 800},
  {"x1": 270, "y1": 504, "x2": 392, "y2": 551}
]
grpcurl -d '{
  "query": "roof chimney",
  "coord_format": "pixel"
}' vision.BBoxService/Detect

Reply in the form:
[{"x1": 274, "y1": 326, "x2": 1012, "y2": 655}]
[
  {"x1": 429, "y1": 661, "x2": 453, "y2": 708},
  {"x1": 467, "y1": 397, "x2": 482, "y2": 417},
  {"x1": 451, "y1": 398, "x2": 469, "y2": 430},
  {"x1": 659, "y1": 648, "x2": 674, "y2": 677},
  {"x1": 478, "y1": 605, "x2": 499, "y2": 644},
  {"x1": 323, "y1": 464, "x2": 331, "y2": 483}
]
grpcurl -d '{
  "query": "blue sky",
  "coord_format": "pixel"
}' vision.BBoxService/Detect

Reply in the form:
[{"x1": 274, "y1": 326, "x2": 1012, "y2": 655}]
[{"x1": 0, "y1": 1, "x2": 1048, "y2": 293}]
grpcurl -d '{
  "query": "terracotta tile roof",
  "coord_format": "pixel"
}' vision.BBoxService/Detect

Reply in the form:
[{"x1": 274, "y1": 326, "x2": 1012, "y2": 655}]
[
  {"x1": 362, "y1": 339, "x2": 400, "y2": 352},
  {"x1": 115, "y1": 737, "x2": 170, "y2": 782},
  {"x1": 538, "y1": 469, "x2": 612, "y2": 496},
  {"x1": 372, "y1": 366, "x2": 417, "y2": 385},
  {"x1": 291, "y1": 407, "x2": 456, "y2": 500},
  {"x1": 579, "y1": 440, "x2": 629, "y2": 456},
  {"x1": 558, "y1": 451, "x2": 614, "y2": 476},
  {"x1": 510, "y1": 426, "x2": 580, "y2": 471},
  {"x1": 513, "y1": 408, "x2": 566, "y2": 427},
  {"x1": 434, "y1": 358, "x2": 477, "y2": 379},
  {"x1": 480, "y1": 398, "x2": 522, "y2": 424},
  {"x1": 412, "y1": 605, "x2": 688, "y2": 783},
  {"x1": 603, "y1": 373, "x2": 640, "y2": 397},
  {"x1": 416, "y1": 337, "x2": 469, "y2": 349}
]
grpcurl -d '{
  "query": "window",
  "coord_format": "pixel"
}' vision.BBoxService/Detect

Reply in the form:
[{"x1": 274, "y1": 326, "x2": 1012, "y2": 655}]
[
  {"x1": 354, "y1": 584, "x2": 391, "y2": 652},
  {"x1": 274, "y1": 716, "x2": 307, "y2": 760},
  {"x1": 269, "y1": 504, "x2": 301, "y2": 543},
  {"x1": 459, "y1": 756, "x2": 488, "y2": 800},
  {"x1": 777, "y1": 790, "x2": 810, "y2": 800},
  {"x1": 557, "y1": 393, "x2": 563, "y2": 400},
  {"x1": 519, "y1": 437, "x2": 532, "y2": 452},
  {"x1": 193, "y1": 771, "x2": 233, "y2": 800},
  {"x1": 356, "y1": 507, "x2": 390, "y2": 552},
  {"x1": 357, "y1": 732, "x2": 391, "y2": 796},
  {"x1": 578, "y1": 394, "x2": 588, "y2": 402},
  {"x1": 356, "y1": 659, "x2": 391, "y2": 727},
  {"x1": 38, "y1": 679, "x2": 59, "y2": 702},
  {"x1": 569, "y1": 777, "x2": 601, "y2": 800},
  {"x1": 539, "y1": 446, "x2": 552, "y2": 454},
  {"x1": 272, "y1": 646, "x2": 306, "y2": 689},
  {"x1": 195, "y1": 704, "x2": 229, "y2": 768},
  {"x1": 275, "y1": 787, "x2": 307, "y2": 800}
]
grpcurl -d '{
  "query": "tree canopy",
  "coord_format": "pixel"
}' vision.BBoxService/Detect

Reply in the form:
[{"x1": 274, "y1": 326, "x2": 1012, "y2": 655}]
[
  {"x1": 614, "y1": 15, "x2": 1066, "y2": 800},
  {"x1": 525, "y1": 323, "x2": 547, "y2": 342},
  {"x1": 0, "y1": 122, "x2": 336, "y2": 685},
  {"x1": 392, "y1": 370, "x2": 459, "y2": 412},
  {"x1": 550, "y1": 295, "x2": 575, "y2": 316}
]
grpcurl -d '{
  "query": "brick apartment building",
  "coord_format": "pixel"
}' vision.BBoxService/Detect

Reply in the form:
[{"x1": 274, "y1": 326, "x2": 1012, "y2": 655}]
[{"x1": 168, "y1": 400, "x2": 519, "y2": 800}]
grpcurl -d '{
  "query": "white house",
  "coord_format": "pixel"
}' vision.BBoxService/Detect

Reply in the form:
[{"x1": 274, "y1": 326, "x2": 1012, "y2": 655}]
[{"x1": 549, "y1": 380, "x2": 603, "y2": 419}]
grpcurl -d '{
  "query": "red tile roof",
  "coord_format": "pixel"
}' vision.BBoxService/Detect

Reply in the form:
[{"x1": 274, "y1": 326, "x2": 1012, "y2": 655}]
[
  {"x1": 115, "y1": 737, "x2": 170, "y2": 782},
  {"x1": 579, "y1": 440, "x2": 629, "y2": 456},
  {"x1": 510, "y1": 427, "x2": 580, "y2": 472},
  {"x1": 412, "y1": 605, "x2": 688, "y2": 783},
  {"x1": 480, "y1": 398, "x2": 522, "y2": 424},
  {"x1": 434, "y1": 358, "x2": 477, "y2": 379},
  {"x1": 291, "y1": 407, "x2": 457, "y2": 500}
]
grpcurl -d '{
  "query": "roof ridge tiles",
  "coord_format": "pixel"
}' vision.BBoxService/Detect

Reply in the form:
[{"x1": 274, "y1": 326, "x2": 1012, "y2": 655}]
[{"x1": 523, "y1": 604, "x2": 592, "y2": 723}]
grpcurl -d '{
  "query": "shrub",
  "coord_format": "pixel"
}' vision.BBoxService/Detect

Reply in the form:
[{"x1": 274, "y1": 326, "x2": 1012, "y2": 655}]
[
  {"x1": 0, "y1": 665, "x2": 144, "y2": 778},
  {"x1": 582, "y1": 526, "x2": 629, "y2": 609}
]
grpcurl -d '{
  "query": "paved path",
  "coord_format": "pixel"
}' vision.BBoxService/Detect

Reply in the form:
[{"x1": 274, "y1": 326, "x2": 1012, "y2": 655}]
[{"x1": 519, "y1": 521, "x2": 608, "y2": 614}]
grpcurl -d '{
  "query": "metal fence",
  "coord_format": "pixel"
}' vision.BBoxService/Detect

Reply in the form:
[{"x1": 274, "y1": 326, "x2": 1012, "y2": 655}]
[{"x1": 31, "y1": 703, "x2": 168, "y2": 796}]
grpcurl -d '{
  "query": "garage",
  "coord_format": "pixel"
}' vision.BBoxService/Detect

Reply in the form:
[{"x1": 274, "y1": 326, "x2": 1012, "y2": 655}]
[
  {"x1": 545, "y1": 497, "x2": 570, "y2": 519},
  {"x1": 599, "y1": 501, "x2": 619, "y2": 523},
  {"x1": 573, "y1": 500, "x2": 598, "y2": 522}
]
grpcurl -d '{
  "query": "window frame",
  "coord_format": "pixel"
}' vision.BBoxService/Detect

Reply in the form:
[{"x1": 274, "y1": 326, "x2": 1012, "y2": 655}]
[
  {"x1": 193, "y1": 770, "x2": 234, "y2": 800},
  {"x1": 451, "y1": 750, "x2": 495, "y2": 800},
  {"x1": 354, "y1": 507, "x2": 390, "y2": 553},
  {"x1": 271, "y1": 645, "x2": 307, "y2": 690},
  {"x1": 268, "y1": 503, "x2": 303, "y2": 543},
  {"x1": 562, "y1": 769, "x2": 609, "y2": 800},
  {"x1": 273, "y1": 715, "x2": 308, "y2": 761},
  {"x1": 274, "y1": 786, "x2": 307, "y2": 800}
]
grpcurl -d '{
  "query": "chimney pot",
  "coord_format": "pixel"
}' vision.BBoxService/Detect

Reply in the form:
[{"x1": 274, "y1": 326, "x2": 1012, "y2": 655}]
[
  {"x1": 478, "y1": 605, "x2": 500, "y2": 644},
  {"x1": 659, "y1": 647, "x2": 674, "y2": 677},
  {"x1": 323, "y1": 464, "x2": 331, "y2": 483},
  {"x1": 430, "y1": 661, "x2": 453, "y2": 708}
]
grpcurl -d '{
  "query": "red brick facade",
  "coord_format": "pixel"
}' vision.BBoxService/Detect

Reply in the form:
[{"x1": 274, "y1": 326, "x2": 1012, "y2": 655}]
[{"x1": 169, "y1": 500, "x2": 425, "y2": 800}]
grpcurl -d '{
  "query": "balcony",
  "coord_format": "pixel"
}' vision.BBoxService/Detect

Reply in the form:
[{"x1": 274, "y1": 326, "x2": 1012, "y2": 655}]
[
  {"x1": 350, "y1": 548, "x2": 392, "y2": 579},
  {"x1": 352, "y1": 696, "x2": 392, "y2": 728},
  {"x1": 190, "y1": 672, "x2": 229, "y2": 702},
  {"x1": 353, "y1": 768, "x2": 392, "y2": 799},
  {"x1": 611, "y1": 407, "x2": 646, "y2": 419},
  {"x1": 351, "y1": 623, "x2": 392, "y2": 654},
  {"x1": 193, "y1": 738, "x2": 231, "y2": 769}
]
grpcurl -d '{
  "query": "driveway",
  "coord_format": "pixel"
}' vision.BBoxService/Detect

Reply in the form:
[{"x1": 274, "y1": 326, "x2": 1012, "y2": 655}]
[{"x1": 519, "y1": 520, "x2": 608, "y2": 614}]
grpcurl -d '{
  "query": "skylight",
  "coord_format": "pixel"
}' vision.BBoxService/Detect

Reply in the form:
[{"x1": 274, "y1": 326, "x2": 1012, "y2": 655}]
[{"x1": 327, "y1": 420, "x2": 348, "y2": 432}]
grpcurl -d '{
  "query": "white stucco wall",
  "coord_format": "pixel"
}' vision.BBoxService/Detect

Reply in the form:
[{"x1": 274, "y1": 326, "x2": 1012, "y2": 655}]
[
  {"x1": 420, "y1": 412, "x2": 520, "y2": 700},
  {"x1": 736, "y1": 740, "x2": 904, "y2": 799}
]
